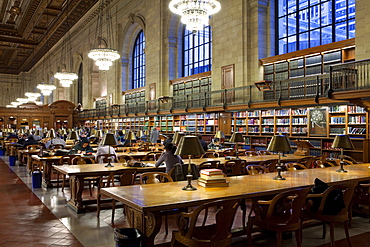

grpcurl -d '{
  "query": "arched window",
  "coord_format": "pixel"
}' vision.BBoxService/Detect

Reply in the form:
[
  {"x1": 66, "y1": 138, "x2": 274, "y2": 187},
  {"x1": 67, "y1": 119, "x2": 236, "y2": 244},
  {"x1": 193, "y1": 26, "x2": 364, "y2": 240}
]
[
  {"x1": 132, "y1": 30, "x2": 146, "y2": 89},
  {"x1": 183, "y1": 25, "x2": 212, "y2": 77},
  {"x1": 277, "y1": 0, "x2": 355, "y2": 55}
]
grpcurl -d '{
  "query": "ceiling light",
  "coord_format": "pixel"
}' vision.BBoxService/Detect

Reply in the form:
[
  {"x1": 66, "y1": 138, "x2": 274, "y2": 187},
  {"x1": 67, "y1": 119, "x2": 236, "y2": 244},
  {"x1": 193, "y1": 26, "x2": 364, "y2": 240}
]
[
  {"x1": 37, "y1": 84, "x2": 57, "y2": 96},
  {"x1": 169, "y1": 0, "x2": 221, "y2": 31}
]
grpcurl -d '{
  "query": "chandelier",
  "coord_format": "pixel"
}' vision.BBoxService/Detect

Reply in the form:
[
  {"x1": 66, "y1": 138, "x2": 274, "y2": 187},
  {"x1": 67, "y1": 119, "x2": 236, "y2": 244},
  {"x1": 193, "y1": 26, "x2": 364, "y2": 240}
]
[
  {"x1": 37, "y1": 84, "x2": 57, "y2": 96},
  {"x1": 88, "y1": 48, "x2": 120, "y2": 71},
  {"x1": 25, "y1": 92, "x2": 41, "y2": 101},
  {"x1": 54, "y1": 72, "x2": 78, "y2": 87},
  {"x1": 169, "y1": 0, "x2": 221, "y2": 31},
  {"x1": 16, "y1": 98, "x2": 29, "y2": 103},
  {"x1": 88, "y1": 0, "x2": 120, "y2": 71}
]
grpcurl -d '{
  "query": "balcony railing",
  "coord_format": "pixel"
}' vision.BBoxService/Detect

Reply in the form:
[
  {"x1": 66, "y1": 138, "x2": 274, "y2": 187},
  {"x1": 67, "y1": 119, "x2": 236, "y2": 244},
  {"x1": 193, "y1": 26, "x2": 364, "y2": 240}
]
[{"x1": 79, "y1": 59, "x2": 370, "y2": 119}]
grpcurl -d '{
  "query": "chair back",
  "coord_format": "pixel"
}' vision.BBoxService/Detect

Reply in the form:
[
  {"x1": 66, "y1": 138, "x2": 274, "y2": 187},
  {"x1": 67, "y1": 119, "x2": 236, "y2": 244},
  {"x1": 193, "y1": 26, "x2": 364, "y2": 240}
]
[
  {"x1": 252, "y1": 187, "x2": 311, "y2": 225},
  {"x1": 284, "y1": 162, "x2": 307, "y2": 171},
  {"x1": 223, "y1": 159, "x2": 247, "y2": 176},
  {"x1": 119, "y1": 171, "x2": 136, "y2": 186},
  {"x1": 203, "y1": 152, "x2": 219, "y2": 158},
  {"x1": 259, "y1": 150, "x2": 273, "y2": 155},
  {"x1": 258, "y1": 159, "x2": 278, "y2": 172},
  {"x1": 95, "y1": 154, "x2": 118, "y2": 163},
  {"x1": 223, "y1": 148, "x2": 236, "y2": 156},
  {"x1": 343, "y1": 155, "x2": 360, "y2": 164},
  {"x1": 50, "y1": 144, "x2": 64, "y2": 150},
  {"x1": 71, "y1": 156, "x2": 95, "y2": 165},
  {"x1": 27, "y1": 144, "x2": 39, "y2": 151},
  {"x1": 298, "y1": 156, "x2": 315, "y2": 168},
  {"x1": 245, "y1": 150, "x2": 260, "y2": 156},
  {"x1": 175, "y1": 199, "x2": 240, "y2": 244},
  {"x1": 139, "y1": 172, "x2": 173, "y2": 184},
  {"x1": 118, "y1": 155, "x2": 134, "y2": 163},
  {"x1": 246, "y1": 165, "x2": 268, "y2": 175},
  {"x1": 198, "y1": 160, "x2": 220, "y2": 170},
  {"x1": 59, "y1": 154, "x2": 80, "y2": 165},
  {"x1": 140, "y1": 153, "x2": 157, "y2": 161}
]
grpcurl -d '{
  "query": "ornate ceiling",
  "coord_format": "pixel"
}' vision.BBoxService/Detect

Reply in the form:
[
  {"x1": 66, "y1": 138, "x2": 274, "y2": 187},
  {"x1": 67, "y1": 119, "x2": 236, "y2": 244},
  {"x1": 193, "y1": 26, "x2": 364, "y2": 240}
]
[{"x1": 0, "y1": 0, "x2": 98, "y2": 74}]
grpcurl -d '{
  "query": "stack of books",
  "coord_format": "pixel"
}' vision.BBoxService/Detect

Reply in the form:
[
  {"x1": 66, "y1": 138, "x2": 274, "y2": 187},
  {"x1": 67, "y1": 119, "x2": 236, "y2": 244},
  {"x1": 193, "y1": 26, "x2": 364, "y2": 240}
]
[{"x1": 198, "y1": 169, "x2": 229, "y2": 188}]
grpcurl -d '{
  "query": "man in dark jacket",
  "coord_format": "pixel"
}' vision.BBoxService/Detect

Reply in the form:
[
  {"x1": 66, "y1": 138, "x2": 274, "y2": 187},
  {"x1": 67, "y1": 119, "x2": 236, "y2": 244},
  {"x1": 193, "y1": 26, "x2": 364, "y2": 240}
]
[
  {"x1": 23, "y1": 136, "x2": 39, "y2": 148},
  {"x1": 71, "y1": 138, "x2": 93, "y2": 154}
]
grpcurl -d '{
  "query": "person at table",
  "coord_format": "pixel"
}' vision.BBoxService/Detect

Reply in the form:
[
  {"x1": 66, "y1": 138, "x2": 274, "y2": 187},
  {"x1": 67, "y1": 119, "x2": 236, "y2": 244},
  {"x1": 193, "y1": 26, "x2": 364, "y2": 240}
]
[
  {"x1": 155, "y1": 142, "x2": 183, "y2": 173},
  {"x1": 198, "y1": 135, "x2": 208, "y2": 152},
  {"x1": 45, "y1": 134, "x2": 66, "y2": 149},
  {"x1": 71, "y1": 138, "x2": 93, "y2": 154},
  {"x1": 23, "y1": 135, "x2": 39, "y2": 148},
  {"x1": 207, "y1": 138, "x2": 222, "y2": 150},
  {"x1": 150, "y1": 126, "x2": 160, "y2": 144},
  {"x1": 6, "y1": 132, "x2": 18, "y2": 141},
  {"x1": 95, "y1": 144, "x2": 117, "y2": 163},
  {"x1": 16, "y1": 134, "x2": 28, "y2": 146},
  {"x1": 163, "y1": 134, "x2": 173, "y2": 146}
]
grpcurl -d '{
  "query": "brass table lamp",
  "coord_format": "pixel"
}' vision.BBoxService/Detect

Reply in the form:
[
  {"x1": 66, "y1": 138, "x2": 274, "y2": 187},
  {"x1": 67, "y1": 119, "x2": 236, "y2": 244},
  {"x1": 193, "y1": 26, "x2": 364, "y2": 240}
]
[
  {"x1": 267, "y1": 135, "x2": 292, "y2": 180},
  {"x1": 174, "y1": 135, "x2": 205, "y2": 191},
  {"x1": 47, "y1": 129, "x2": 56, "y2": 139},
  {"x1": 332, "y1": 134, "x2": 354, "y2": 173},
  {"x1": 214, "y1": 131, "x2": 225, "y2": 150},
  {"x1": 172, "y1": 131, "x2": 185, "y2": 145},
  {"x1": 229, "y1": 132, "x2": 244, "y2": 159},
  {"x1": 125, "y1": 131, "x2": 136, "y2": 154},
  {"x1": 101, "y1": 132, "x2": 118, "y2": 167}
]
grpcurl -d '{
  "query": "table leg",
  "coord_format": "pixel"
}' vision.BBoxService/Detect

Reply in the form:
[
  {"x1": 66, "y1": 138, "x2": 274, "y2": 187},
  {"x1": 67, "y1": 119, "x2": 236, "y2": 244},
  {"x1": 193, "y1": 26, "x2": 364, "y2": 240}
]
[
  {"x1": 123, "y1": 206, "x2": 162, "y2": 247},
  {"x1": 42, "y1": 161, "x2": 54, "y2": 188},
  {"x1": 68, "y1": 175, "x2": 86, "y2": 213}
]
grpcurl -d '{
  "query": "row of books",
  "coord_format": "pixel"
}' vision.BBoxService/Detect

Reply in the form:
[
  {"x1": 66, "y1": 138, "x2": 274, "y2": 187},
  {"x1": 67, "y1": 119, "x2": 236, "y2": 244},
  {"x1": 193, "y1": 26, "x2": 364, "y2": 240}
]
[{"x1": 198, "y1": 169, "x2": 229, "y2": 188}]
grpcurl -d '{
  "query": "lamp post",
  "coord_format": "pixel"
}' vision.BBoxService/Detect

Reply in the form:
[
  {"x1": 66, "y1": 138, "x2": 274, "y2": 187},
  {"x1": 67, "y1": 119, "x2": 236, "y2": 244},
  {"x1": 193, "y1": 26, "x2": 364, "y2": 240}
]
[
  {"x1": 174, "y1": 135, "x2": 205, "y2": 191},
  {"x1": 101, "y1": 133, "x2": 118, "y2": 167},
  {"x1": 267, "y1": 135, "x2": 292, "y2": 180},
  {"x1": 332, "y1": 134, "x2": 354, "y2": 173},
  {"x1": 229, "y1": 132, "x2": 244, "y2": 159}
]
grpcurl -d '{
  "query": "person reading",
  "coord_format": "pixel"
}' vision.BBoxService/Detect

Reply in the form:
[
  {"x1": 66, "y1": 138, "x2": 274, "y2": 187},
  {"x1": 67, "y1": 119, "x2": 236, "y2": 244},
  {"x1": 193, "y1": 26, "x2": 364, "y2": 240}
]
[{"x1": 155, "y1": 142, "x2": 183, "y2": 173}]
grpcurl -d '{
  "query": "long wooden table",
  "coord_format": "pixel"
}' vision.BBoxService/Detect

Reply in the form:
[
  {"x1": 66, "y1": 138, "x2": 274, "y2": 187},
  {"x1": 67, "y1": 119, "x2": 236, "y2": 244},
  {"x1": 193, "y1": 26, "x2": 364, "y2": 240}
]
[
  {"x1": 53, "y1": 163, "x2": 165, "y2": 213},
  {"x1": 100, "y1": 164, "x2": 370, "y2": 246}
]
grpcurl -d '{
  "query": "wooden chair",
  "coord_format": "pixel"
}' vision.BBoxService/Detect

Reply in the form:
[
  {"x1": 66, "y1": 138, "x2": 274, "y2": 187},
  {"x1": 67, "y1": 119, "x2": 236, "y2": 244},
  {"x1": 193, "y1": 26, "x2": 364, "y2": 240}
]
[
  {"x1": 118, "y1": 155, "x2": 134, "y2": 163},
  {"x1": 222, "y1": 148, "x2": 236, "y2": 157},
  {"x1": 247, "y1": 187, "x2": 311, "y2": 247},
  {"x1": 245, "y1": 150, "x2": 260, "y2": 156},
  {"x1": 139, "y1": 172, "x2": 176, "y2": 234},
  {"x1": 95, "y1": 154, "x2": 119, "y2": 163},
  {"x1": 258, "y1": 159, "x2": 278, "y2": 173},
  {"x1": 50, "y1": 144, "x2": 64, "y2": 150},
  {"x1": 71, "y1": 156, "x2": 95, "y2": 165},
  {"x1": 298, "y1": 156, "x2": 315, "y2": 168},
  {"x1": 140, "y1": 152, "x2": 157, "y2": 161},
  {"x1": 198, "y1": 160, "x2": 220, "y2": 170},
  {"x1": 284, "y1": 162, "x2": 307, "y2": 171},
  {"x1": 202, "y1": 152, "x2": 219, "y2": 158},
  {"x1": 351, "y1": 181, "x2": 370, "y2": 225},
  {"x1": 97, "y1": 171, "x2": 136, "y2": 224},
  {"x1": 171, "y1": 199, "x2": 240, "y2": 247},
  {"x1": 58, "y1": 154, "x2": 80, "y2": 190},
  {"x1": 343, "y1": 155, "x2": 360, "y2": 164},
  {"x1": 304, "y1": 182, "x2": 357, "y2": 247},
  {"x1": 221, "y1": 159, "x2": 247, "y2": 176},
  {"x1": 259, "y1": 150, "x2": 273, "y2": 155},
  {"x1": 313, "y1": 155, "x2": 333, "y2": 168},
  {"x1": 27, "y1": 144, "x2": 39, "y2": 151},
  {"x1": 245, "y1": 165, "x2": 268, "y2": 175}
]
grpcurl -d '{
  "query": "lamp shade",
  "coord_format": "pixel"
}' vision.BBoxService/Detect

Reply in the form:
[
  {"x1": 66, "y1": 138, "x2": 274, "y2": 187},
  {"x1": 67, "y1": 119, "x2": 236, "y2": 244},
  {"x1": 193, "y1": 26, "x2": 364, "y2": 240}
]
[
  {"x1": 174, "y1": 135, "x2": 205, "y2": 156},
  {"x1": 60, "y1": 129, "x2": 67, "y2": 136},
  {"x1": 125, "y1": 131, "x2": 136, "y2": 141},
  {"x1": 47, "y1": 129, "x2": 56, "y2": 139},
  {"x1": 144, "y1": 129, "x2": 149, "y2": 136},
  {"x1": 67, "y1": 131, "x2": 80, "y2": 141},
  {"x1": 214, "y1": 130, "x2": 225, "y2": 139},
  {"x1": 229, "y1": 132, "x2": 244, "y2": 143},
  {"x1": 137, "y1": 130, "x2": 144, "y2": 138},
  {"x1": 173, "y1": 132, "x2": 185, "y2": 145},
  {"x1": 267, "y1": 135, "x2": 292, "y2": 152},
  {"x1": 35, "y1": 129, "x2": 41, "y2": 136},
  {"x1": 101, "y1": 133, "x2": 118, "y2": 146},
  {"x1": 96, "y1": 130, "x2": 103, "y2": 138},
  {"x1": 90, "y1": 128, "x2": 97, "y2": 136},
  {"x1": 332, "y1": 134, "x2": 354, "y2": 149}
]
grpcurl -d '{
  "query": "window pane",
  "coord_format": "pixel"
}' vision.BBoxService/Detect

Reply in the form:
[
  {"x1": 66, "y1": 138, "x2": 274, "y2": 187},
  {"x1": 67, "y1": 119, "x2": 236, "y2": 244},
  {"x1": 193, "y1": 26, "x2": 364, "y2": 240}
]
[
  {"x1": 288, "y1": 13, "x2": 297, "y2": 36},
  {"x1": 299, "y1": 9, "x2": 309, "y2": 32},
  {"x1": 310, "y1": 6, "x2": 320, "y2": 29},
  {"x1": 279, "y1": 17, "x2": 287, "y2": 38},
  {"x1": 321, "y1": 2, "x2": 332, "y2": 26},
  {"x1": 278, "y1": 0, "x2": 287, "y2": 16},
  {"x1": 335, "y1": 21, "x2": 347, "y2": 41},
  {"x1": 348, "y1": 18, "x2": 355, "y2": 38},
  {"x1": 299, "y1": 0, "x2": 308, "y2": 10},
  {"x1": 279, "y1": 38, "x2": 287, "y2": 54},
  {"x1": 310, "y1": 29, "x2": 320, "y2": 47},
  {"x1": 288, "y1": 36, "x2": 297, "y2": 52},
  {"x1": 322, "y1": 26, "x2": 332, "y2": 45},
  {"x1": 287, "y1": 0, "x2": 296, "y2": 14},
  {"x1": 299, "y1": 32, "x2": 309, "y2": 50},
  {"x1": 132, "y1": 31, "x2": 145, "y2": 89}
]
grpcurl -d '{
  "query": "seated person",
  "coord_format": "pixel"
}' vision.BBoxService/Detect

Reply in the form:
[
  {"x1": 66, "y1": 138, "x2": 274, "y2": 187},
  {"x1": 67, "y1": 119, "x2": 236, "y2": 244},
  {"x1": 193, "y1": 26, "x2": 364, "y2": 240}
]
[
  {"x1": 71, "y1": 138, "x2": 93, "y2": 154},
  {"x1": 163, "y1": 135, "x2": 173, "y2": 146},
  {"x1": 45, "y1": 134, "x2": 66, "y2": 149},
  {"x1": 17, "y1": 134, "x2": 28, "y2": 147},
  {"x1": 95, "y1": 145, "x2": 117, "y2": 163},
  {"x1": 23, "y1": 135, "x2": 39, "y2": 148},
  {"x1": 6, "y1": 132, "x2": 18, "y2": 141},
  {"x1": 155, "y1": 142, "x2": 183, "y2": 173},
  {"x1": 198, "y1": 135, "x2": 208, "y2": 152},
  {"x1": 207, "y1": 138, "x2": 223, "y2": 150}
]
